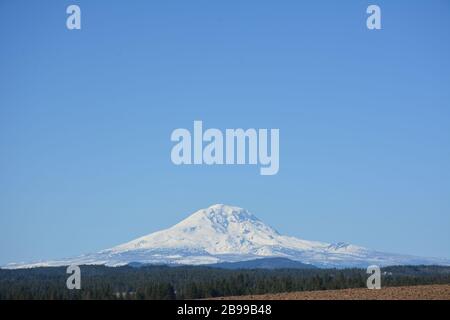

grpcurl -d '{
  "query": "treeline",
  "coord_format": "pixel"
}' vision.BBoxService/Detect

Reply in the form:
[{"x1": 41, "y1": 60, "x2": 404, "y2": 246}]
[{"x1": 1, "y1": 265, "x2": 449, "y2": 300}]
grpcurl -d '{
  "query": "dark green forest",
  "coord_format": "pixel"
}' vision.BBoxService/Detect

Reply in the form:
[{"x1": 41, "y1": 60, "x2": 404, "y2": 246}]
[{"x1": 1, "y1": 265, "x2": 449, "y2": 300}]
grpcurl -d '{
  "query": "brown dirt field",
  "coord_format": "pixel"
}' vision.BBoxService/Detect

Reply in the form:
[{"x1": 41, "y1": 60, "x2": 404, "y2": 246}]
[{"x1": 211, "y1": 284, "x2": 450, "y2": 300}]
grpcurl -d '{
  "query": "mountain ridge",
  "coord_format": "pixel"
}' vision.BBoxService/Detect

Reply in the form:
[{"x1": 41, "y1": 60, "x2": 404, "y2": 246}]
[
  {"x1": 205, "y1": 257, "x2": 317, "y2": 270},
  {"x1": 4, "y1": 204, "x2": 450, "y2": 269}
]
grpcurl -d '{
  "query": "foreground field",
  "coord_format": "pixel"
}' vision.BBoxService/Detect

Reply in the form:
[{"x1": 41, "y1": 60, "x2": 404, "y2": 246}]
[{"x1": 213, "y1": 284, "x2": 450, "y2": 300}]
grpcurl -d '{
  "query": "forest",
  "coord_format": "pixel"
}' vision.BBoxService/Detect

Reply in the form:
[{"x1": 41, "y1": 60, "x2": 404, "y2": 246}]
[{"x1": 1, "y1": 265, "x2": 450, "y2": 300}]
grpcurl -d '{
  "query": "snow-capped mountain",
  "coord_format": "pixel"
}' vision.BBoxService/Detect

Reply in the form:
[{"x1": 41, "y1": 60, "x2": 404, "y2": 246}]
[{"x1": 4, "y1": 204, "x2": 450, "y2": 269}]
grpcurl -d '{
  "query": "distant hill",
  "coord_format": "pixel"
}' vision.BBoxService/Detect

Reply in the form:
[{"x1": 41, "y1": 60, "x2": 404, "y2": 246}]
[{"x1": 205, "y1": 257, "x2": 317, "y2": 269}]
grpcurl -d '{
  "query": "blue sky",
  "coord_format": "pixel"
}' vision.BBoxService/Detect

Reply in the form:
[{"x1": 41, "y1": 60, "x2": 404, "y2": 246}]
[{"x1": 0, "y1": 0, "x2": 449, "y2": 265}]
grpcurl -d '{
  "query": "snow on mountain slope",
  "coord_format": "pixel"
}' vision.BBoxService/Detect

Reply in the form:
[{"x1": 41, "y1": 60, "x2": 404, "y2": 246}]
[
  {"x1": 4, "y1": 204, "x2": 450, "y2": 269},
  {"x1": 108, "y1": 204, "x2": 328, "y2": 255}
]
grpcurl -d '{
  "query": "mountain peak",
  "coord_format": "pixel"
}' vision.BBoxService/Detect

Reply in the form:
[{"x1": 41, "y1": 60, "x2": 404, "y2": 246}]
[
  {"x1": 108, "y1": 204, "x2": 282, "y2": 256},
  {"x1": 174, "y1": 204, "x2": 268, "y2": 236},
  {"x1": 198, "y1": 204, "x2": 258, "y2": 223},
  {"x1": 203, "y1": 204, "x2": 249, "y2": 214},
  {"x1": 205, "y1": 204, "x2": 245, "y2": 214}
]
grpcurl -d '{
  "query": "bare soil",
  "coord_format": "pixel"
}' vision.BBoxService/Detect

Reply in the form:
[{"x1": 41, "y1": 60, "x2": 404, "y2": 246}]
[{"x1": 212, "y1": 284, "x2": 450, "y2": 300}]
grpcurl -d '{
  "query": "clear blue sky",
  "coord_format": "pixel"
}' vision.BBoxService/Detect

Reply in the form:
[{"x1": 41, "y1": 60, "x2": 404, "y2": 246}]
[{"x1": 1, "y1": 0, "x2": 449, "y2": 265}]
